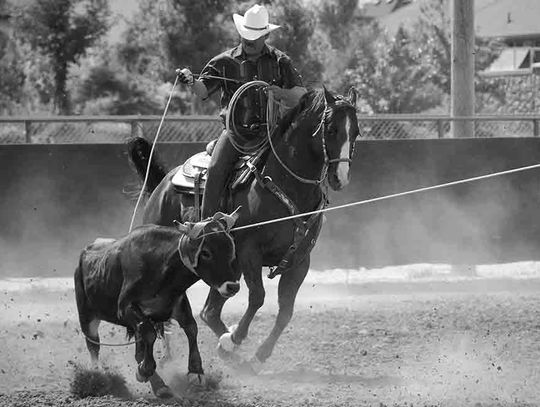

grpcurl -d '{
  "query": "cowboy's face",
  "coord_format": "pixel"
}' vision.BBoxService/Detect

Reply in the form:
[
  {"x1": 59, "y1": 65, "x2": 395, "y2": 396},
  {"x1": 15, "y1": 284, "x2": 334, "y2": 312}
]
[{"x1": 241, "y1": 34, "x2": 268, "y2": 57}]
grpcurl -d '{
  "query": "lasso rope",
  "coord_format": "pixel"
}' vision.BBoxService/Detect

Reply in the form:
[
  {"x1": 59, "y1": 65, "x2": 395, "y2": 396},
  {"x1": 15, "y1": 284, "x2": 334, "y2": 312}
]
[
  {"x1": 128, "y1": 76, "x2": 179, "y2": 233},
  {"x1": 225, "y1": 80, "x2": 281, "y2": 156},
  {"x1": 82, "y1": 332, "x2": 138, "y2": 347},
  {"x1": 230, "y1": 162, "x2": 540, "y2": 232}
]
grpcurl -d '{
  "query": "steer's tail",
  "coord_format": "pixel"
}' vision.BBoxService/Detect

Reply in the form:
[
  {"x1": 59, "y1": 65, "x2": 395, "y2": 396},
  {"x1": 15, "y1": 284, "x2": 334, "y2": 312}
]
[{"x1": 127, "y1": 136, "x2": 169, "y2": 195}]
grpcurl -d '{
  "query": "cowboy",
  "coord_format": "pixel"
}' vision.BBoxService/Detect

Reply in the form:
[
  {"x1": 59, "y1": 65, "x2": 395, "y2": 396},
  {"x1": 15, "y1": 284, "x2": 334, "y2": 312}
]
[{"x1": 177, "y1": 4, "x2": 307, "y2": 219}]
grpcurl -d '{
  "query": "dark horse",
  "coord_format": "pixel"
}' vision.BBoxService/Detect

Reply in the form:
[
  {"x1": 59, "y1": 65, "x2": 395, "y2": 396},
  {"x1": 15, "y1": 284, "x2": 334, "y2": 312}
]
[{"x1": 127, "y1": 86, "x2": 359, "y2": 372}]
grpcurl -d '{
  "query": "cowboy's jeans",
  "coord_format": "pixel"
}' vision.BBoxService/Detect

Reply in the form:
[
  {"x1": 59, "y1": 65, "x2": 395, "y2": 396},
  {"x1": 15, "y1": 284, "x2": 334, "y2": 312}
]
[{"x1": 201, "y1": 130, "x2": 241, "y2": 219}]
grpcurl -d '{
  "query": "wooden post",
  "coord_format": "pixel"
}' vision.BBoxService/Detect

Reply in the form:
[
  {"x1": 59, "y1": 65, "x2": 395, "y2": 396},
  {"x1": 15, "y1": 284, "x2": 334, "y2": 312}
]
[
  {"x1": 450, "y1": 0, "x2": 476, "y2": 276},
  {"x1": 24, "y1": 120, "x2": 32, "y2": 143},
  {"x1": 131, "y1": 120, "x2": 143, "y2": 138},
  {"x1": 450, "y1": 0, "x2": 475, "y2": 138},
  {"x1": 437, "y1": 119, "x2": 444, "y2": 138}
]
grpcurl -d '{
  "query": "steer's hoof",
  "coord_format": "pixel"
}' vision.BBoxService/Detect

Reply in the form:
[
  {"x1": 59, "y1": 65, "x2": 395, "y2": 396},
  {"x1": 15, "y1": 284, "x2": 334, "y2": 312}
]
[
  {"x1": 135, "y1": 369, "x2": 146, "y2": 383},
  {"x1": 154, "y1": 384, "x2": 174, "y2": 399},
  {"x1": 136, "y1": 364, "x2": 153, "y2": 383}
]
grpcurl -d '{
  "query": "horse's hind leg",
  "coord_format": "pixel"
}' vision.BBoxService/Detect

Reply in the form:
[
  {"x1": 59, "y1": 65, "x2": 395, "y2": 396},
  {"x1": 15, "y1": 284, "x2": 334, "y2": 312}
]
[
  {"x1": 172, "y1": 294, "x2": 205, "y2": 386},
  {"x1": 250, "y1": 257, "x2": 310, "y2": 373}
]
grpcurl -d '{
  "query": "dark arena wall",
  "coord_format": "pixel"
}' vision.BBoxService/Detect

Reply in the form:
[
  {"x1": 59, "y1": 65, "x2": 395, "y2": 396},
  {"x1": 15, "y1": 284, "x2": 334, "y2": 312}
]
[{"x1": 2, "y1": 138, "x2": 540, "y2": 278}]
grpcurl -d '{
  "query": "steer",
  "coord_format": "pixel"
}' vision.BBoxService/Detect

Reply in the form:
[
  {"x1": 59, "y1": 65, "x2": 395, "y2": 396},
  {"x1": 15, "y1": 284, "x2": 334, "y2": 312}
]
[{"x1": 74, "y1": 210, "x2": 241, "y2": 398}]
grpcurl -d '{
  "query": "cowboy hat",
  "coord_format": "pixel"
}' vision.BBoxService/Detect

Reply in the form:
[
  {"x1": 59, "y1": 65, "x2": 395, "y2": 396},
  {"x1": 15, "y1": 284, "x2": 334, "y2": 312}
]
[{"x1": 233, "y1": 4, "x2": 280, "y2": 41}]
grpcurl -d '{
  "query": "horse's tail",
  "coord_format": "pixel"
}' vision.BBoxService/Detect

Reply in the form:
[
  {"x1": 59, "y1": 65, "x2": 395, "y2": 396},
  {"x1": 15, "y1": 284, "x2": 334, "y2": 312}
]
[{"x1": 127, "y1": 136, "x2": 169, "y2": 195}]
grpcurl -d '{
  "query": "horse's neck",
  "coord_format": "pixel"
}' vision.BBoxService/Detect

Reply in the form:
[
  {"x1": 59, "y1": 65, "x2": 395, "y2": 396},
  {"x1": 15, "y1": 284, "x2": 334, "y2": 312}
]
[{"x1": 265, "y1": 117, "x2": 324, "y2": 210}]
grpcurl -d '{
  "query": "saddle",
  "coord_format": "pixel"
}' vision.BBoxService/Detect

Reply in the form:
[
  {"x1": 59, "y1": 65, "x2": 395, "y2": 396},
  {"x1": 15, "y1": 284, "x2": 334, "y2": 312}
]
[{"x1": 171, "y1": 140, "x2": 269, "y2": 195}]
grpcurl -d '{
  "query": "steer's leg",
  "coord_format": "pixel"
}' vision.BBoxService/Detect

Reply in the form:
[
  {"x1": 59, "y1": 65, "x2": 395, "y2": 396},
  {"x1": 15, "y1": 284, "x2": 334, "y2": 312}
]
[
  {"x1": 80, "y1": 317, "x2": 101, "y2": 367},
  {"x1": 248, "y1": 256, "x2": 310, "y2": 374},
  {"x1": 172, "y1": 294, "x2": 205, "y2": 387},
  {"x1": 122, "y1": 304, "x2": 157, "y2": 381},
  {"x1": 122, "y1": 303, "x2": 173, "y2": 399}
]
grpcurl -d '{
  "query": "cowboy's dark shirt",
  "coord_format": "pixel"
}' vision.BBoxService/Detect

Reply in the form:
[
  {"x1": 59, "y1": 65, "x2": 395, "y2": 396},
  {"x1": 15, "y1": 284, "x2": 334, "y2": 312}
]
[{"x1": 200, "y1": 44, "x2": 303, "y2": 134}]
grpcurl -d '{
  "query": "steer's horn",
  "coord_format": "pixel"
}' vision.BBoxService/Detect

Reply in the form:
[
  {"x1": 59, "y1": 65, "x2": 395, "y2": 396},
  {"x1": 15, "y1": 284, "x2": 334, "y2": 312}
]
[
  {"x1": 174, "y1": 220, "x2": 190, "y2": 234},
  {"x1": 214, "y1": 206, "x2": 241, "y2": 230}
]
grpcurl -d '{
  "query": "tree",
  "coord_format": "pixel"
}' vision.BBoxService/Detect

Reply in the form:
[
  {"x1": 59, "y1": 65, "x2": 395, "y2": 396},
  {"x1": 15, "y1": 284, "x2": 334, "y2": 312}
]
[
  {"x1": 266, "y1": 0, "x2": 323, "y2": 86},
  {"x1": 412, "y1": 0, "x2": 505, "y2": 111},
  {"x1": 345, "y1": 25, "x2": 443, "y2": 114},
  {"x1": 14, "y1": 0, "x2": 110, "y2": 114}
]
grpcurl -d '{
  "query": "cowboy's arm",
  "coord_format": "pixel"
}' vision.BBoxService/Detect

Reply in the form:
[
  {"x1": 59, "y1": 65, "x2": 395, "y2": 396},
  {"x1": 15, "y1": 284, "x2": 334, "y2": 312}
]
[{"x1": 269, "y1": 54, "x2": 306, "y2": 109}]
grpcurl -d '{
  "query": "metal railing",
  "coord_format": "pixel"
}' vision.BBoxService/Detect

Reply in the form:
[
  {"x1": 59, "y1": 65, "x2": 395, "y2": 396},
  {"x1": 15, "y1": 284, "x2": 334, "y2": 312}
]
[{"x1": 0, "y1": 114, "x2": 539, "y2": 144}]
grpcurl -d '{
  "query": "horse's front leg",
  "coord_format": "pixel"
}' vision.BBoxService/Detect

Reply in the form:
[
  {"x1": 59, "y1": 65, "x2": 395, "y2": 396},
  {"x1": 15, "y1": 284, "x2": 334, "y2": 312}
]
[
  {"x1": 247, "y1": 256, "x2": 310, "y2": 374},
  {"x1": 200, "y1": 288, "x2": 229, "y2": 337},
  {"x1": 218, "y1": 250, "x2": 264, "y2": 354}
]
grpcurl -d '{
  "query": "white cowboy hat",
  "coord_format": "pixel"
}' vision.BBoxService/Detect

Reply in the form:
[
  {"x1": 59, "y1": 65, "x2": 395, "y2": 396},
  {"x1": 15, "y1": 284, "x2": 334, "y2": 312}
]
[{"x1": 233, "y1": 4, "x2": 280, "y2": 41}]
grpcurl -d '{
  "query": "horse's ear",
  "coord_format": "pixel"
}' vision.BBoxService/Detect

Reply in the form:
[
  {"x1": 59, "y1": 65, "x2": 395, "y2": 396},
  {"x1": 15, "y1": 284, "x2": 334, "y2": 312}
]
[
  {"x1": 323, "y1": 85, "x2": 337, "y2": 104},
  {"x1": 347, "y1": 87, "x2": 358, "y2": 108}
]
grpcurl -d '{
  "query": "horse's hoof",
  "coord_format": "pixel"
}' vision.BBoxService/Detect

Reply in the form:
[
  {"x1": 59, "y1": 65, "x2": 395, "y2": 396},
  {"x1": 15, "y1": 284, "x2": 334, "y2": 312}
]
[
  {"x1": 218, "y1": 331, "x2": 236, "y2": 353},
  {"x1": 187, "y1": 372, "x2": 206, "y2": 388},
  {"x1": 154, "y1": 385, "x2": 174, "y2": 399},
  {"x1": 217, "y1": 344, "x2": 243, "y2": 365},
  {"x1": 238, "y1": 356, "x2": 263, "y2": 376}
]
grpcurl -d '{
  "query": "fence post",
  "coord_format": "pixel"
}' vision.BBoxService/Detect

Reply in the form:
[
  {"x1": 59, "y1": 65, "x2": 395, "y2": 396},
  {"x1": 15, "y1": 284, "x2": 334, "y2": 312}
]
[
  {"x1": 437, "y1": 119, "x2": 444, "y2": 138},
  {"x1": 131, "y1": 120, "x2": 143, "y2": 138},
  {"x1": 534, "y1": 119, "x2": 539, "y2": 137},
  {"x1": 24, "y1": 120, "x2": 32, "y2": 143}
]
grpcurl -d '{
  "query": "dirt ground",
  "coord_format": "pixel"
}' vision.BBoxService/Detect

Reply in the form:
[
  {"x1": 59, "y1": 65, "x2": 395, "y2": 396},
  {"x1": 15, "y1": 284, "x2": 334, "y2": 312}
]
[{"x1": 1, "y1": 274, "x2": 540, "y2": 407}]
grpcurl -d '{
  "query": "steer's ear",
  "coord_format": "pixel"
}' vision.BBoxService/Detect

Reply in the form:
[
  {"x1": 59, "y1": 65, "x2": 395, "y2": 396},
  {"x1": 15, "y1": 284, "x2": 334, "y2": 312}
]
[{"x1": 174, "y1": 219, "x2": 190, "y2": 234}]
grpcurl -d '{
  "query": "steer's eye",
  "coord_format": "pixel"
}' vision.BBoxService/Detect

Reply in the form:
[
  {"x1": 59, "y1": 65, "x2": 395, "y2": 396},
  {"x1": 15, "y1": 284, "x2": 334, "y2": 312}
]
[{"x1": 199, "y1": 248, "x2": 212, "y2": 262}]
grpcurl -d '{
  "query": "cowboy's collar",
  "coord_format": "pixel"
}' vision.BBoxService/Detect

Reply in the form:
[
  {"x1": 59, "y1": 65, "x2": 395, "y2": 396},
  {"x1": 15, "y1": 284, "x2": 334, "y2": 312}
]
[{"x1": 231, "y1": 43, "x2": 272, "y2": 60}]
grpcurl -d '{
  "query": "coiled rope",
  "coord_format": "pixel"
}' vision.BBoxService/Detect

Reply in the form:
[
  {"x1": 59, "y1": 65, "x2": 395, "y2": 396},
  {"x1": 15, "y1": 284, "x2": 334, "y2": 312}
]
[{"x1": 225, "y1": 80, "x2": 281, "y2": 156}]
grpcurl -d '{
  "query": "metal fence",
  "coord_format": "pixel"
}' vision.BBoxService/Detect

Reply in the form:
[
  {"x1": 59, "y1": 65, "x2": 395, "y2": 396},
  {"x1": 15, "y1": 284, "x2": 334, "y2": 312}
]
[{"x1": 1, "y1": 114, "x2": 539, "y2": 144}]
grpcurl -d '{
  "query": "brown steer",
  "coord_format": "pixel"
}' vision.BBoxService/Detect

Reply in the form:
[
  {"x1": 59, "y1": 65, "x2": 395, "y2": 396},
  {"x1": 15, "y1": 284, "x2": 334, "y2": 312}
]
[{"x1": 74, "y1": 210, "x2": 240, "y2": 398}]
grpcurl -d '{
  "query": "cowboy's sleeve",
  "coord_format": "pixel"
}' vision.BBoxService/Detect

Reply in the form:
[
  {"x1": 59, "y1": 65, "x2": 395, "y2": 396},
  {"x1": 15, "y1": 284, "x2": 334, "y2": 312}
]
[
  {"x1": 278, "y1": 56, "x2": 304, "y2": 89},
  {"x1": 199, "y1": 58, "x2": 223, "y2": 99}
]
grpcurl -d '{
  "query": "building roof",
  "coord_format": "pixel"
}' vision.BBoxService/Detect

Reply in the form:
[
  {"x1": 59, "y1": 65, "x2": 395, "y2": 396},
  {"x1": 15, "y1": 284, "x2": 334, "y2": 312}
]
[{"x1": 372, "y1": 0, "x2": 540, "y2": 40}]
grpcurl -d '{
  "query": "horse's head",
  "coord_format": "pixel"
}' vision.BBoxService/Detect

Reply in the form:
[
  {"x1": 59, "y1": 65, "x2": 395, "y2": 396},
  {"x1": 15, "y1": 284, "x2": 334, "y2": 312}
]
[
  {"x1": 176, "y1": 208, "x2": 241, "y2": 298},
  {"x1": 319, "y1": 87, "x2": 359, "y2": 191}
]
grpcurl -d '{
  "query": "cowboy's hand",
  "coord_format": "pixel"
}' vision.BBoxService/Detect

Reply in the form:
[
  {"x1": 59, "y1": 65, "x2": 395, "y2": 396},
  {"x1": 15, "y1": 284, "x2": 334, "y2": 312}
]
[
  {"x1": 176, "y1": 68, "x2": 194, "y2": 86},
  {"x1": 267, "y1": 85, "x2": 298, "y2": 109},
  {"x1": 267, "y1": 85, "x2": 286, "y2": 100}
]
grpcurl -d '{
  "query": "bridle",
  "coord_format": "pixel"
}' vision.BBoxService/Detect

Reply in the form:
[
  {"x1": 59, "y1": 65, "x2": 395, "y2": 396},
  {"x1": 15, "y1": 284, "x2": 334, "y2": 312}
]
[{"x1": 267, "y1": 95, "x2": 356, "y2": 186}]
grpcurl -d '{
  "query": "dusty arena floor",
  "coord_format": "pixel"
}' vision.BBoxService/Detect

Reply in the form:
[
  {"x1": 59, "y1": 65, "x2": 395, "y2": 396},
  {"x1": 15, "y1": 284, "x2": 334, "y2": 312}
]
[{"x1": 1, "y1": 266, "x2": 540, "y2": 407}]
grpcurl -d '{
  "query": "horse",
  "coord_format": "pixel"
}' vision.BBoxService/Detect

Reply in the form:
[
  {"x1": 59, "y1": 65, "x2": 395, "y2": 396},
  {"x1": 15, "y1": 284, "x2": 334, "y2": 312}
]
[
  {"x1": 74, "y1": 211, "x2": 241, "y2": 398},
  {"x1": 127, "y1": 86, "x2": 359, "y2": 373}
]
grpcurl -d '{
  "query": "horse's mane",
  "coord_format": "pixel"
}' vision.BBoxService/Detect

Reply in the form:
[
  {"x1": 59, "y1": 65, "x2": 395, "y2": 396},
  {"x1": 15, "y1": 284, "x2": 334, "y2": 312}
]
[{"x1": 274, "y1": 88, "x2": 326, "y2": 139}]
